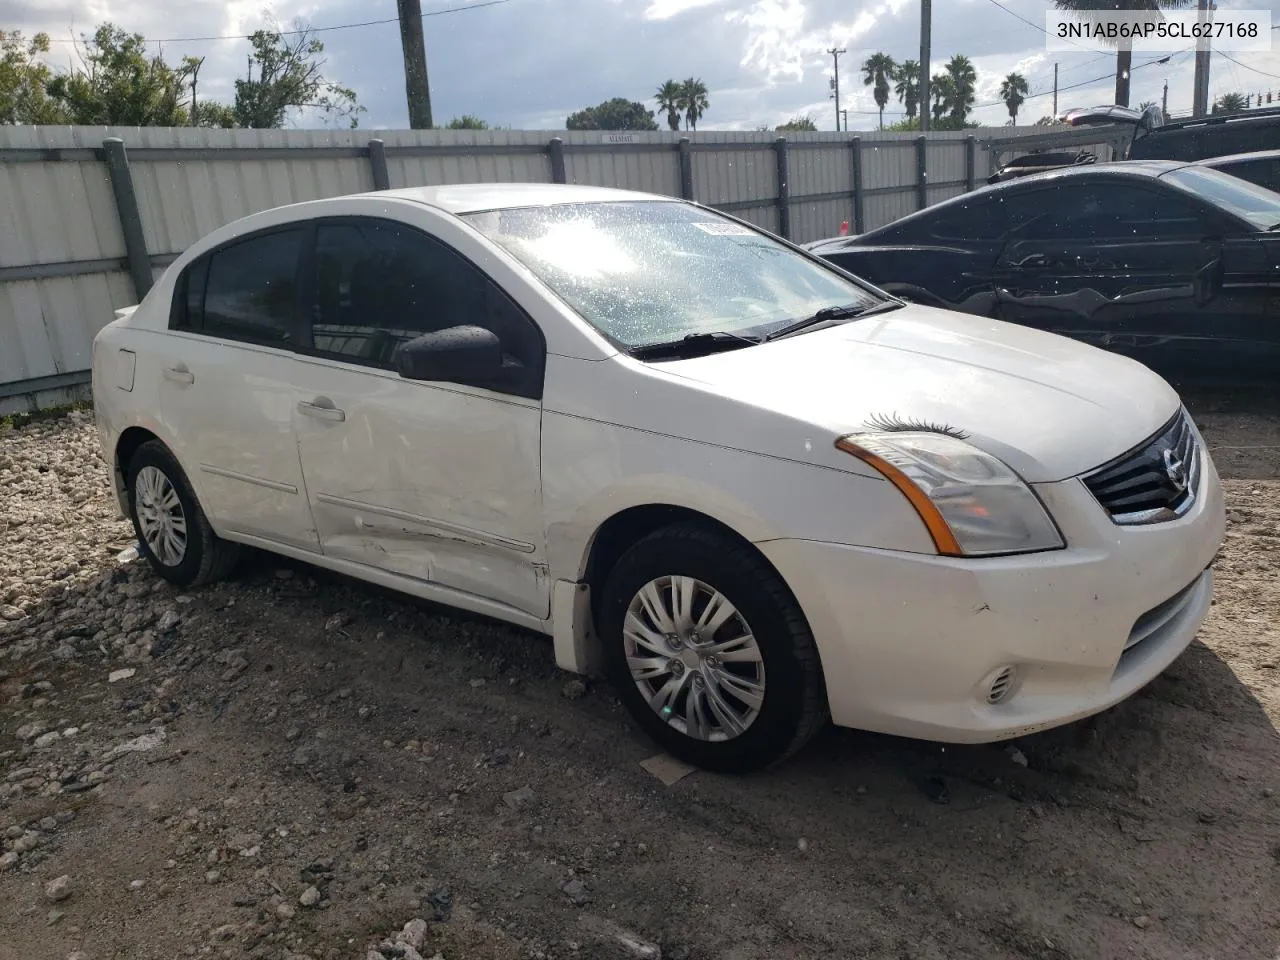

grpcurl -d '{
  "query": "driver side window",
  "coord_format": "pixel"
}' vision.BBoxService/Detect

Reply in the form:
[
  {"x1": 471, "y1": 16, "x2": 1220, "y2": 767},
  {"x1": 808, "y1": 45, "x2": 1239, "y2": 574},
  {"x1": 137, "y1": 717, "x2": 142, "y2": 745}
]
[{"x1": 308, "y1": 218, "x2": 543, "y2": 392}]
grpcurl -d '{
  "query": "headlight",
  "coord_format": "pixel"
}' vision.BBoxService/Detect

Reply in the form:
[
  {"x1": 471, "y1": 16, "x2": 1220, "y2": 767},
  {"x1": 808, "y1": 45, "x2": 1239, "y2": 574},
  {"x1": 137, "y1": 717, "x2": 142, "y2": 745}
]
[{"x1": 835, "y1": 432, "x2": 1065, "y2": 557}]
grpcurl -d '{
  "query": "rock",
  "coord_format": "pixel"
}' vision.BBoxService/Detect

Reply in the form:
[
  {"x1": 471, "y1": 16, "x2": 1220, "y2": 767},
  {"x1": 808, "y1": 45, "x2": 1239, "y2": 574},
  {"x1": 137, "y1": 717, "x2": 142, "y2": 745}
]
[
  {"x1": 1197, "y1": 811, "x2": 1218, "y2": 825},
  {"x1": 562, "y1": 878, "x2": 590, "y2": 906},
  {"x1": 156, "y1": 609, "x2": 181, "y2": 632},
  {"x1": 277, "y1": 904, "x2": 296, "y2": 920},
  {"x1": 14, "y1": 830, "x2": 41, "y2": 852},
  {"x1": 107, "y1": 668, "x2": 136, "y2": 683},
  {"x1": 0, "y1": 605, "x2": 24, "y2": 621},
  {"x1": 211, "y1": 923, "x2": 238, "y2": 941},
  {"x1": 503, "y1": 786, "x2": 535, "y2": 811},
  {"x1": 45, "y1": 874, "x2": 73, "y2": 902},
  {"x1": 399, "y1": 918, "x2": 429, "y2": 951},
  {"x1": 617, "y1": 934, "x2": 662, "y2": 960},
  {"x1": 561, "y1": 679, "x2": 587, "y2": 701},
  {"x1": 67, "y1": 952, "x2": 89, "y2": 960},
  {"x1": 1263, "y1": 787, "x2": 1274, "y2": 799},
  {"x1": 1133, "y1": 916, "x2": 1151, "y2": 929},
  {"x1": 0, "y1": 852, "x2": 19, "y2": 871},
  {"x1": 129, "y1": 879, "x2": 145, "y2": 890},
  {"x1": 1007, "y1": 747, "x2": 1029, "y2": 767},
  {"x1": 33, "y1": 730, "x2": 61, "y2": 749},
  {"x1": 39, "y1": 817, "x2": 58, "y2": 832},
  {"x1": 105, "y1": 729, "x2": 166, "y2": 759},
  {"x1": 324, "y1": 612, "x2": 349, "y2": 632},
  {"x1": 15, "y1": 722, "x2": 45, "y2": 741},
  {"x1": 797, "y1": 837, "x2": 809, "y2": 853},
  {"x1": 46, "y1": 909, "x2": 65, "y2": 926},
  {"x1": 299, "y1": 885, "x2": 321, "y2": 908}
]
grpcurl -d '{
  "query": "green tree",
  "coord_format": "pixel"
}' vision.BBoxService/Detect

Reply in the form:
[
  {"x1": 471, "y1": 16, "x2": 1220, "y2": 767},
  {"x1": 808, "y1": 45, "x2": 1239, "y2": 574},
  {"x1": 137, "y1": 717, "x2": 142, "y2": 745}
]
[
  {"x1": 1213, "y1": 91, "x2": 1248, "y2": 114},
  {"x1": 894, "y1": 58, "x2": 920, "y2": 122},
  {"x1": 930, "y1": 72, "x2": 953, "y2": 123},
  {"x1": 46, "y1": 23, "x2": 189, "y2": 126},
  {"x1": 233, "y1": 23, "x2": 362, "y2": 129},
  {"x1": 446, "y1": 114, "x2": 488, "y2": 129},
  {"x1": 943, "y1": 55, "x2": 976, "y2": 124},
  {"x1": 999, "y1": 71, "x2": 1029, "y2": 125},
  {"x1": 678, "y1": 77, "x2": 709, "y2": 130},
  {"x1": 655, "y1": 79, "x2": 683, "y2": 131},
  {"x1": 566, "y1": 97, "x2": 658, "y2": 130},
  {"x1": 1053, "y1": 1, "x2": 1192, "y2": 107},
  {"x1": 775, "y1": 114, "x2": 817, "y2": 131},
  {"x1": 861, "y1": 52, "x2": 897, "y2": 130},
  {"x1": 0, "y1": 30, "x2": 66, "y2": 124}
]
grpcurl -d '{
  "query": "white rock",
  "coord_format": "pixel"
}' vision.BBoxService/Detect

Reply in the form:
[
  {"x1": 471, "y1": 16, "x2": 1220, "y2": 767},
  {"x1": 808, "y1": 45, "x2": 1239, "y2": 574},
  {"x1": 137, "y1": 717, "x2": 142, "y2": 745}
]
[
  {"x1": 45, "y1": 874, "x2": 73, "y2": 902},
  {"x1": 299, "y1": 885, "x2": 321, "y2": 907},
  {"x1": 107, "y1": 668, "x2": 136, "y2": 683},
  {"x1": 398, "y1": 918, "x2": 428, "y2": 950}
]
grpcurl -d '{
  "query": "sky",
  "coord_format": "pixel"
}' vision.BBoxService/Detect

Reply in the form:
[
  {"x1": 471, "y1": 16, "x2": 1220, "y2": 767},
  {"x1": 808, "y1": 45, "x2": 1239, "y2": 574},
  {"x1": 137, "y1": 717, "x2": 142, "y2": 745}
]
[{"x1": 6, "y1": 0, "x2": 1280, "y2": 131}]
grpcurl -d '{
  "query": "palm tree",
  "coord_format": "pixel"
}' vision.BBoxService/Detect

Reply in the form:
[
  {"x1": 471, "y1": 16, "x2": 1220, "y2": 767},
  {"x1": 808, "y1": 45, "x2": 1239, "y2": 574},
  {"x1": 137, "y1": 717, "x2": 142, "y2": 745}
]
[
  {"x1": 931, "y1": 73, "x2": 954, "y2": 124},
  {"x1": 861, "y1": 52, "x2": 897, "y2": 129},
  {"x1": 944, "y1": 54, "x2": 976, "y2": 124},
  {"x1": 1213, "y1": 91, "x2": 1248, "y2": 114},
  {"x1": 678, "y1": 77, "x2": 709, "y2": 130},
  {"x1": 894, "y1": 59, "x2": 920, "y2": 122},
  {"x1": 1000, "y1": 72, "x2": 1030, "y2": 125},
  {"x1": 655, "y1": 80, "x2": 682, "y2": 131},
  {"x1": 1054, "y1": 1, "x2": 1193, "y2": 107}
]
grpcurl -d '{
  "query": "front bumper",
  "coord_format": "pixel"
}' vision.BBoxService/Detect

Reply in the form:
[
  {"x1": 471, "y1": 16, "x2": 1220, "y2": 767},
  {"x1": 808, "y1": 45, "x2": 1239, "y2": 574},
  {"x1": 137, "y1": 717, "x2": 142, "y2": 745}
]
[{"x1": 758, "y1": 445, "x2": 1225, "y2": 744}]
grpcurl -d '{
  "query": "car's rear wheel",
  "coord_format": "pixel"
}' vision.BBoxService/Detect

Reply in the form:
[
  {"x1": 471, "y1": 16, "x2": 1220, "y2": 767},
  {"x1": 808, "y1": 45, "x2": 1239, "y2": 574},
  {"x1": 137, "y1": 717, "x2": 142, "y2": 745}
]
[
  {"x1": 125, "y1": 440, "x2": 239, "y2": 587},
  {"x1": 598, "y1": 523, "x2": 827, "y2": 773}
]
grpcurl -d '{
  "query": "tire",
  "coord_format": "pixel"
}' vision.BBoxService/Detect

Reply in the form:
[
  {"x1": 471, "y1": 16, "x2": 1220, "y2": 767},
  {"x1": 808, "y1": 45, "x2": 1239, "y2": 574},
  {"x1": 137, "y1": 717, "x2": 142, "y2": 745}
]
[
  {"x1": 124, "y1": 440, "x2": 240, "y2": 587},
  {"x1": 597, "y1": 522, "x2": 828, "y2": 774}
]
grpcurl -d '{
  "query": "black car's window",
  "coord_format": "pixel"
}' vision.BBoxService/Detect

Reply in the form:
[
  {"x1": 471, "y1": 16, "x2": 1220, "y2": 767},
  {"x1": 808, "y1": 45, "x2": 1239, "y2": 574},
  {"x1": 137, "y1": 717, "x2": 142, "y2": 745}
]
[
  {"x1": 928, "y1": 201, "x2": 1007, "y2": 242},
  {"x1": 1163, "y1": 165, "x2": 1280, "y2": 231},
  {"x1": 308, "y1": 219, "x2": 544, "y2": 391},
  {"x1": 1009, "y1": 183, "x2": 1209, "y2": 241},
  {"x1": 1214, "y1": 158, "x2": 1280, "y2": 194},
  {"x1": 197, "y1": 229, "x2": 307, "y2": 345}
]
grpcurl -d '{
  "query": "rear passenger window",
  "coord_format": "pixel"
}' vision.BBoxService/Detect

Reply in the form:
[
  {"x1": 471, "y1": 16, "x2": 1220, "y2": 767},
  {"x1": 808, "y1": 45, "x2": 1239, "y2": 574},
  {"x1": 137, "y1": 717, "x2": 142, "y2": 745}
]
[{"x1": 197, "y1": 229, "x2": 306, "y2": 346}]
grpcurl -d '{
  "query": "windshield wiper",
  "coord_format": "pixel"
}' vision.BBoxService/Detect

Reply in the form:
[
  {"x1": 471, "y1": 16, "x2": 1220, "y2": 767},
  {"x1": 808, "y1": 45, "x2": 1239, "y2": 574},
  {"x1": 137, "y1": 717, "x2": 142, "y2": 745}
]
[
  {"x1": 629, "y1": 330, "x2": 762, "y2": 361},
  {"x1": 763, "y1": 299, "x2": 904, "y2": 342}
]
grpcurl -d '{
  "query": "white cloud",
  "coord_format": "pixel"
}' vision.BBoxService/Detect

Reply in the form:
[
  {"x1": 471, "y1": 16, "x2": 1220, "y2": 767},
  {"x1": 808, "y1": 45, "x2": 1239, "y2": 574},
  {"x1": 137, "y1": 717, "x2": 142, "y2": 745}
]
[{"x1": 642, "y1": 0, "x2": 725, "y2": 21}]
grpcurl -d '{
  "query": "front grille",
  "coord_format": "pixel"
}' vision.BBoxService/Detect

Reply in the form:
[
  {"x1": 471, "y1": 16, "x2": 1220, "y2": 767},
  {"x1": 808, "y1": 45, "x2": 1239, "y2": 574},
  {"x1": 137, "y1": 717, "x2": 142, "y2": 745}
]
[{"x1": 1082, "y1": 409, "x2": 1202, "y2": 525}]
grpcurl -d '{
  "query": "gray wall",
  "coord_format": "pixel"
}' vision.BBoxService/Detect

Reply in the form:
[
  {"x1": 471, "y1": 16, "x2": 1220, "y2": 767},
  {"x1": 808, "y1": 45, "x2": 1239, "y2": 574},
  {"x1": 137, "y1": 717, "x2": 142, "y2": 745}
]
[{"x1": 0, "y1": 123, "x2": 1127, "y2": 413}]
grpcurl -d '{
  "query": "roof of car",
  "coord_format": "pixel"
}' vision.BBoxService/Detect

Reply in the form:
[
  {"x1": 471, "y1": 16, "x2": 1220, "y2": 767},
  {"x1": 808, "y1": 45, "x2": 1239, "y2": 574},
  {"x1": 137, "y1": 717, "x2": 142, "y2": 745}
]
[
  {"x1": 1197, "y1": 148, "x2": 1280, "y2": 166},
  {"x1": 376, "y1": 182, "x2": 677, "y2": 214}
]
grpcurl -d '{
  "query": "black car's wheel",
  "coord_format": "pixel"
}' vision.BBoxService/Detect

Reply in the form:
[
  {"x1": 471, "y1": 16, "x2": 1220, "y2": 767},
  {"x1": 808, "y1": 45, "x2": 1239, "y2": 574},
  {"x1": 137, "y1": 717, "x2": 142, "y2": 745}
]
[
  {"x1": 598, "y1": 523, "x2": 828, "y2": 773},
  {"x1": 125, "y1": 440, "x2": 239, "y2": 587}
]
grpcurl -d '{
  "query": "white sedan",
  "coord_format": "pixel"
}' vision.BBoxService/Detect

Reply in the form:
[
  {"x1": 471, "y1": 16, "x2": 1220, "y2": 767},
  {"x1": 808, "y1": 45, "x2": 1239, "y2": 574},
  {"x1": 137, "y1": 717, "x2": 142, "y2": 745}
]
[{"x1": 91, "y1": 183, "x2": 1225, "y2": 773}]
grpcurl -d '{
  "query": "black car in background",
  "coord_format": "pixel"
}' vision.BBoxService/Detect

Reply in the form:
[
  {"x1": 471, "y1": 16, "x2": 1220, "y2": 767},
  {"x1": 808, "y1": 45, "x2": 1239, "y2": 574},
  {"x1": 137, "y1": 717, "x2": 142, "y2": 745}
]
[
  {"x1": 1197, "y1": 150, "x2": 1280, "y2": 194},
  {"x1": 805, "y1": 161, "x2": 1280, "y2": 385}
]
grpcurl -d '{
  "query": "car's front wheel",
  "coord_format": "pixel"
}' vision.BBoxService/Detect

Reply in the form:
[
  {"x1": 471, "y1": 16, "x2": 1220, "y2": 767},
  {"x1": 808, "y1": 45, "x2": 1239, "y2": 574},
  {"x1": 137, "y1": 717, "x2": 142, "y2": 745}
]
[
  {"x1": 598, "y1": 523, "x2": 827, "y2": 773},
  {"x1": 125, "y1": 440, "x2": 240, "y2": 587}
]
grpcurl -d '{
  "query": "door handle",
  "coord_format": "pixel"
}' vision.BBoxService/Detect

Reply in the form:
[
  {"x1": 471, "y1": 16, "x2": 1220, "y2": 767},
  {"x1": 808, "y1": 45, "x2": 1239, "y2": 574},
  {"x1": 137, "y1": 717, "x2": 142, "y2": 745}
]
[
  {"x1": 163, "y1": 366, "x2": 195, "y2": 386},
  {"x1": 297, "y1": 399, "x2": 346, "y2": 423}
]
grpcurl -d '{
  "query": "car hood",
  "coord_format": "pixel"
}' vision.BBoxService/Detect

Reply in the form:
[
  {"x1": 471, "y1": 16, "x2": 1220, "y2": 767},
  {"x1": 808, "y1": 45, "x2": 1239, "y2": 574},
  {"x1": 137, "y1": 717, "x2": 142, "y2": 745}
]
[{"x1": 651, "y1": 305, "x2": 1180, "y2": 483}]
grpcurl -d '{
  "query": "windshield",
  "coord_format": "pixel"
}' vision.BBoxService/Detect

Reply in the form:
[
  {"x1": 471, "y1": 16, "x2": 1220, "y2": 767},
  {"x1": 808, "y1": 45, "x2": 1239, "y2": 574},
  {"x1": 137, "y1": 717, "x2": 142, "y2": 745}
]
[
  {"x1": 1162, "y1": 165, "x2": 1280, "y2": 231},
  {"x1": 461, "y1": 200, "x2": 881, "y2": 348}
]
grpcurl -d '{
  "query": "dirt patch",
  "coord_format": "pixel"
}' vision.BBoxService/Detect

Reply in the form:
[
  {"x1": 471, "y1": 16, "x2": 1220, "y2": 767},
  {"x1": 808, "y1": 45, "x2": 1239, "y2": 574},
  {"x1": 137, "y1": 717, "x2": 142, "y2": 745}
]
[{"x1": 1, "y1": 400, "x2": 1278, "y2": 960}]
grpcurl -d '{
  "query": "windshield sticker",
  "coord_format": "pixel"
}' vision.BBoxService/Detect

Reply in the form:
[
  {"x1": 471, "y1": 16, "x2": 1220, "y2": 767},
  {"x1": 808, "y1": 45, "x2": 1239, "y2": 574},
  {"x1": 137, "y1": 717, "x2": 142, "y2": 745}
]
[{"x1": 692, "y1": 222, "x2": 756, "y2": 237}]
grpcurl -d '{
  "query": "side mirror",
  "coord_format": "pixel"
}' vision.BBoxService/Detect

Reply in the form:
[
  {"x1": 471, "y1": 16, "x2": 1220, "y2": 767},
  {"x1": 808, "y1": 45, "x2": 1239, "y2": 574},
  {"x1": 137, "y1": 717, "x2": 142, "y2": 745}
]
[{"x1": 393, "y1": 325, "x2": 504, "y2": 385}]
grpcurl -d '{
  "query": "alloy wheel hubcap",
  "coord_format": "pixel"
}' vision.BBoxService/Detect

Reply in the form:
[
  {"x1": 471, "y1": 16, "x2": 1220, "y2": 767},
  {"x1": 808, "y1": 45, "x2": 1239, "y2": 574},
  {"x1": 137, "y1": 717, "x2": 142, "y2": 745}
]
[
  {"x1": 623, "y1": 575, "x2": 765, "y2": 742},
  {"x1": 135, "y1": 466, "x2": 188, "y2": 567}
]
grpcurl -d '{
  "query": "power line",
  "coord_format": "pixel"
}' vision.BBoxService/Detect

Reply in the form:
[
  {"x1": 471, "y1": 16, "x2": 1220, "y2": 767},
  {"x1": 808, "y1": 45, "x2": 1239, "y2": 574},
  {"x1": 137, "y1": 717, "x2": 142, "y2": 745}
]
[
  {"x1": 979, "y1": 0, "x2": 1091, "y2": 51},
  {"x1": 1216, "y1": 50, "x2": 1280, "y2": 81},
  {"x1": 44, "y1": 0, "x2": 514, "y2": 45}
]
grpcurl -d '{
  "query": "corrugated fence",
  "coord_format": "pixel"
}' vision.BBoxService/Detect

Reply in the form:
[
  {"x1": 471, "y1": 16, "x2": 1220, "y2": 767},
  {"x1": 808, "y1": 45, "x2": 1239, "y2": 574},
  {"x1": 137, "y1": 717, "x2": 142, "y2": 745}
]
[{"x1": 0, "y1": 123, "x2": 1128, "y2": 413}]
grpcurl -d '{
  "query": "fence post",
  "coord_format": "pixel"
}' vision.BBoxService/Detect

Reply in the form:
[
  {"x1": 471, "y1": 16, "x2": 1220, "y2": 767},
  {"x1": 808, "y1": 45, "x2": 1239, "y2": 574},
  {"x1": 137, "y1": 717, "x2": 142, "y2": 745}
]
[
  {"x1": 850, "y1": 137, "x2": 864, "y2": 235},
  {"x1": 774, "y1": 136, "x2": 791, "y2": 240},
  {"x1": 965, "y1": 135, "x2": 977, "y2": 191},
  {"x1": 368, "y1": 138, "x2": 390, "y2": 191},
  {"x1": 915, "y1": 135, "x2": 928, "y2": 211},
  {"x1": 101, "y1": 138, "x2": 152, "y2": 302},
  {"x1": 678, "y1": 137, "x2": 694, "y2": 200},
  {"x1": 548, "y1": 137, "x2": 567, "y2": 184}
]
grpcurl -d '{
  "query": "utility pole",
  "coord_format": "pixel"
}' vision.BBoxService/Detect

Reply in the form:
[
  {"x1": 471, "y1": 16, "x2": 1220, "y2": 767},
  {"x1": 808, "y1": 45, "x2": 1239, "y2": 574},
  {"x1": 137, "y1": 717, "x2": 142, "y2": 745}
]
[
  {"x1": 397, "y1": 0, "x2": 433, "y2": 129},
  {"x1": 828, "y1": 47, "x2": 846, "y2": 131},
  {"x1": 1163, "y1": 79, "x2": 1169, "y2": 118},
  {"x1": 841, "y1": 108, "x2": 849, "y2": 131},
  {"x1": 919, "y1": 0, "x2": 931, "y2": 132},
  {"x1": 1053, "y1": 63, "x2": 1058, "y2": 117},
  {"x1": 1192, "y1": 0, "x2": 1212, "y2": 117}
]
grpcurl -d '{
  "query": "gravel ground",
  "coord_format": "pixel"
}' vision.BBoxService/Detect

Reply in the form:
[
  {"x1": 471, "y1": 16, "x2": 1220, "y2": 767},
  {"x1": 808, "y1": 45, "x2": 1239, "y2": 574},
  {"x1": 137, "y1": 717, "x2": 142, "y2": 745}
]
[{"x1": 1, "y1": 399, "x2": 1278, "y2": 960}]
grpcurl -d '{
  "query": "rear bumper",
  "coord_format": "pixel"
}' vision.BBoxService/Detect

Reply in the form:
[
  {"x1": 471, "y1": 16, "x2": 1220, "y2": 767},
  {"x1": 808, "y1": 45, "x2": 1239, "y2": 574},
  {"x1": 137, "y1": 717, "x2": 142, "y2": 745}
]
[{"x1": 758, "y1": 450, "x2": 1225, "y2": 744}]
